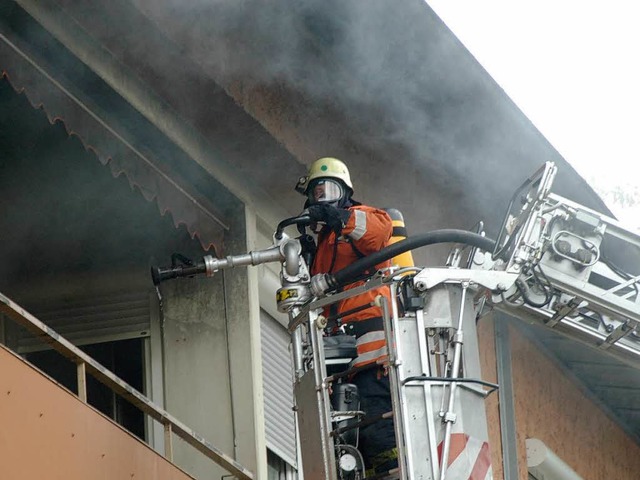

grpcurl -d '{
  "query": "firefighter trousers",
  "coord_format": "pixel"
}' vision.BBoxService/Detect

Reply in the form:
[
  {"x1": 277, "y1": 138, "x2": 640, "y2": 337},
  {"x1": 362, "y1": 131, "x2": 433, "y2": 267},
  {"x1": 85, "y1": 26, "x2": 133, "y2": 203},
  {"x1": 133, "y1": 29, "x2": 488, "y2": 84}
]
[{"x1": 353, "y1": 367, "x2": 397, "y2": 473}]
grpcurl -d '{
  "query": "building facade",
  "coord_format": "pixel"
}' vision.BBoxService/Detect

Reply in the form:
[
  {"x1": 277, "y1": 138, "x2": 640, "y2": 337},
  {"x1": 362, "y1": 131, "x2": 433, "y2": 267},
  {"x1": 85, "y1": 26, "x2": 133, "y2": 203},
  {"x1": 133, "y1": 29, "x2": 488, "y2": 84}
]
[{"x1": 2, "y1": 2, "x2": 640, "y2": 479}]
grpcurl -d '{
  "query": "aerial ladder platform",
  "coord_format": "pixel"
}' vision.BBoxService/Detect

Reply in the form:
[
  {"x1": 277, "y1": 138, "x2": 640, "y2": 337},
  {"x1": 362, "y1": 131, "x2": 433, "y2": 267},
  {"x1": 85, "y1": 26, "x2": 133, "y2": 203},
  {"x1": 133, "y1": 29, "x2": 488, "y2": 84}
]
[{"x1": 150, "y1": 161, "x2": 640, "y2": 479}]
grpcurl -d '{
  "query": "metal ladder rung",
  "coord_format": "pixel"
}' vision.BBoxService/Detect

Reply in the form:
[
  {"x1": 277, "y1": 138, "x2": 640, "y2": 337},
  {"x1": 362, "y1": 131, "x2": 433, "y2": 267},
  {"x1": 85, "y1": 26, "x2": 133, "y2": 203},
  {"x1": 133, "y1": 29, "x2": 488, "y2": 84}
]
[{"x1": 599, "y1": 321, "x2": 637, "y2": 349}]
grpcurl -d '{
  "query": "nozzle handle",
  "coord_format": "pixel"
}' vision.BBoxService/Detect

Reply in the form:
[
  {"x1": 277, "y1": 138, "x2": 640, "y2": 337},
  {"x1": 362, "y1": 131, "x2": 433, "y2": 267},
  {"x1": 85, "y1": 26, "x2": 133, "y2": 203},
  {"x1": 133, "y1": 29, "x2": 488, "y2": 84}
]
[{"x1": 275, "y1": 214, "x2": 312, "y2": 239}]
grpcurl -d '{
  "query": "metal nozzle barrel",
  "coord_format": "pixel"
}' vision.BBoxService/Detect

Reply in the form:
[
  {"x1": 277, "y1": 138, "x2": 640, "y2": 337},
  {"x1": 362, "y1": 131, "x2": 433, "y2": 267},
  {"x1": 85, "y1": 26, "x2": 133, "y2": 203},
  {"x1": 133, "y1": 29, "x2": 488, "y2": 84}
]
[
  {"x1": 151, "y1": 255, "x2": 222, "y2": 285},
  {"x1": 151, "y1": 246, "x2": 284, "y2": 285},
  {"x1": 151, "y1": 261, "x2": 207, "y2": 285}
]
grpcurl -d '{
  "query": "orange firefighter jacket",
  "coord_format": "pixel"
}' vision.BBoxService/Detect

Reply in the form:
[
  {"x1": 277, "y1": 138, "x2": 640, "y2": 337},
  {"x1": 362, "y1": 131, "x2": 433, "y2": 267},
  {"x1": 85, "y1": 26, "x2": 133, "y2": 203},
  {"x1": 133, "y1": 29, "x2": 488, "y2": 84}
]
[{"x1": 311, "y1": 205, "x2": 393, "y2": 367}]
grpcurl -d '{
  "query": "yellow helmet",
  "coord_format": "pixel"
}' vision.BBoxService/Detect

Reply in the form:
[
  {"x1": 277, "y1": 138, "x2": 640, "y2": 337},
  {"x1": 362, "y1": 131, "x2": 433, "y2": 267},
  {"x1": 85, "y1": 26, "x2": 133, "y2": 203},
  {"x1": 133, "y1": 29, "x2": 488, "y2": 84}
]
[{"x1": 295, "y1": 157, "x2": 353, "y2": 197}]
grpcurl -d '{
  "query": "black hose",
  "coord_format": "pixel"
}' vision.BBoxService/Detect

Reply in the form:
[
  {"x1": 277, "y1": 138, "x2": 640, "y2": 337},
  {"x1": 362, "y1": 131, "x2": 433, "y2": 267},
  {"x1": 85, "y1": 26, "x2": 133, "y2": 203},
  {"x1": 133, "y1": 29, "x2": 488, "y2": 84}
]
[
  {"x1": 275, "y1": 214, "x2": 312, "y2": 239},
  {"x1": 329, "y1": 229, "x2": 496, "y2": 289},
  {"x1": 515, "y1": 278, "x2": 551, "y2": 308}
]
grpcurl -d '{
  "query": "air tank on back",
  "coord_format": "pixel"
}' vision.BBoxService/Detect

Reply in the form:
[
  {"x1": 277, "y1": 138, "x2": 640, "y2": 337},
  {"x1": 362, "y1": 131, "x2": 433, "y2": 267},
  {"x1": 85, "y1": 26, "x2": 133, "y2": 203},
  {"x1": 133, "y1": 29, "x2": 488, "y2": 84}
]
[{"x1": 384, "y1": 208, "x2": 415, "y2": 269}]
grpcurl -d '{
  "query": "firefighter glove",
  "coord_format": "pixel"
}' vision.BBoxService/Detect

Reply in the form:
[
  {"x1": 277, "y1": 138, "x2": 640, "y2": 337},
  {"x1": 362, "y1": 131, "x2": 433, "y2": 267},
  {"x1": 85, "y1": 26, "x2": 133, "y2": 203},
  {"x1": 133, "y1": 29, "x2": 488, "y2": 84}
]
[{"x1": 307, "y1": 204, "x2": 351, "y2": 232}]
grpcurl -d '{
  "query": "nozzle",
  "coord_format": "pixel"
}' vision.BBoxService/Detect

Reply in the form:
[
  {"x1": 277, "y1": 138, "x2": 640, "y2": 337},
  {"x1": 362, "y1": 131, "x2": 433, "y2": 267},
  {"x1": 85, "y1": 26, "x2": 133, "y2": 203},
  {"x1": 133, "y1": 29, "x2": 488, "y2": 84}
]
[
  {"x1": 151, "y1": 261, "x2": 207, "y2": 285},
  {"x1": 151, "y1": 255, "x2": 223, "y2": 285},
  {"x1": 151, "y1": 247, "x2": 284, "y2": 286}
]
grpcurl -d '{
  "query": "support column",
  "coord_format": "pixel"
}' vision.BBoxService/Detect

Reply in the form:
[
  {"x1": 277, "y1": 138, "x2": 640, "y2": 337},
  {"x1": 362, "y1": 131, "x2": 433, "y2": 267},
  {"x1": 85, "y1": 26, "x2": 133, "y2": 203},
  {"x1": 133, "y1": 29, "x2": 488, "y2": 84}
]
[
  {"x1": 161, "y1": 201, "x2": 267, "y2": 479},
  {"x1": 223, "y1": 204, "x2": 267, "y2": 479}
]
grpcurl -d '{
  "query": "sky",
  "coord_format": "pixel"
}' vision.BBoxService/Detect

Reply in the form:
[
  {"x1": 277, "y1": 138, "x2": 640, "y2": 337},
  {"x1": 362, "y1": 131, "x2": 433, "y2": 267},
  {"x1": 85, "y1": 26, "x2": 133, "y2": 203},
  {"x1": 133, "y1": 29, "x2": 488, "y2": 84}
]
[{"x1": 427, "y1": 1, "x2": 640, "y2": 227}]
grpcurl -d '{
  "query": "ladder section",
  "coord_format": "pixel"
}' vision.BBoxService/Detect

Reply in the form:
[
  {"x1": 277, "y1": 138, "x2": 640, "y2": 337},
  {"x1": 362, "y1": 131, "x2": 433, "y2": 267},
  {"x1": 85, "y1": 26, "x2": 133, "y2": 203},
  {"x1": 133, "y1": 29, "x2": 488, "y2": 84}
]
[
  {"x1": 537, "y1": 194, "x2": 640, "y2": 353},
  {"x1": 493, "y1": 190, "x2": 640, "y2": 368},
  {"x1": 394, "y1": 283, "x2": 493, "y2": 480}
]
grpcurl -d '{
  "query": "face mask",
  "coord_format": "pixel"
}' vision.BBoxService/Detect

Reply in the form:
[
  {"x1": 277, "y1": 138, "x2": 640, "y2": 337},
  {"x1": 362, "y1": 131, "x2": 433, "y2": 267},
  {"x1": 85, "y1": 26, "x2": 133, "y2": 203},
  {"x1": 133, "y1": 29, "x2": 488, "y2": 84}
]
[{"x1": 306, "y1": 178, "x2": 344, "y2": 205}]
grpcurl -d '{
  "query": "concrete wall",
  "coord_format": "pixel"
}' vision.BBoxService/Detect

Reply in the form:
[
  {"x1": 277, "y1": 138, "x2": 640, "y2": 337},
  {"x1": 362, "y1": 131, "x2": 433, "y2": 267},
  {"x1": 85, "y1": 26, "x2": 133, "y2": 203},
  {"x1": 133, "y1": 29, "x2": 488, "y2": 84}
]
[
  {"x1": 161, "y1": 274, "x2": 233, "y2": 479},
  {"x1": 160, "y1": 204, "x2": 266, "y2": 479}
]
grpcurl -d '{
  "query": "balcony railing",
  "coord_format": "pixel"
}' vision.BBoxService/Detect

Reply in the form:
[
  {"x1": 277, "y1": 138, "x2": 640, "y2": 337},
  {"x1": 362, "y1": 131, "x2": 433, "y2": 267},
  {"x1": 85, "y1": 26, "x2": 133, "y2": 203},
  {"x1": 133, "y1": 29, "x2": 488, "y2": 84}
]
[{"x1": 0, "y1": 291, "x2": 254, "y2": 480}]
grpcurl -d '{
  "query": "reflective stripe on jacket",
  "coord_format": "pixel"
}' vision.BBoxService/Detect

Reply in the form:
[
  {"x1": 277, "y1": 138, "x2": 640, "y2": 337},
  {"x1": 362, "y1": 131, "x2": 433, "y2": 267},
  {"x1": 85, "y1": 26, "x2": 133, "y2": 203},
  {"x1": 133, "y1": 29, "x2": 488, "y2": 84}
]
[
  {"x1": 353, "y1": 330, "x2": 387, "y2": 368},
  {"x1": 312, "y1": 205, "x2": 393, "y2": 367}
]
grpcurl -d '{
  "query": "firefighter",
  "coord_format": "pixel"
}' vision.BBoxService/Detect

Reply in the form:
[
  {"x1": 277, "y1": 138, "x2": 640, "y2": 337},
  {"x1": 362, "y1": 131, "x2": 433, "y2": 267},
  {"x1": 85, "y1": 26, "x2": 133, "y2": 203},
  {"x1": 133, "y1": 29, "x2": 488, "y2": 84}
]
[{"x1": 298, "y1": 157, "x2": 398, "y2": 475}]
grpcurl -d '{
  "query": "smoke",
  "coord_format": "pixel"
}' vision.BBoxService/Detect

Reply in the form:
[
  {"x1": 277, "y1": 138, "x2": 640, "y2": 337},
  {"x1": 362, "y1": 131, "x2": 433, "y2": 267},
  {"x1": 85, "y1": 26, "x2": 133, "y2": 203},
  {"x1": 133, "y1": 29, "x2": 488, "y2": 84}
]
[
  {"x1": 127, "y1": 0, "x2": 574, "y2": 235},
  {"x1": 21, "y1": 0, "x2": 607, "y2": 245},
  {"x1": 0, "y1": 78, "x2": 205, "y2": 289}
]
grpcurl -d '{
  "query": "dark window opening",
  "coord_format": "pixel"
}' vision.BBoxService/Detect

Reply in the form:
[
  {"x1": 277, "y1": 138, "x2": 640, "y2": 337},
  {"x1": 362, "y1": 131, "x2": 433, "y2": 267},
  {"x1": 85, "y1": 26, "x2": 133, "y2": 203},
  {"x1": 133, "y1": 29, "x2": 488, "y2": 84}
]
[{"x1": 25, "y1": 338, "x2": 145, "y2": 440}]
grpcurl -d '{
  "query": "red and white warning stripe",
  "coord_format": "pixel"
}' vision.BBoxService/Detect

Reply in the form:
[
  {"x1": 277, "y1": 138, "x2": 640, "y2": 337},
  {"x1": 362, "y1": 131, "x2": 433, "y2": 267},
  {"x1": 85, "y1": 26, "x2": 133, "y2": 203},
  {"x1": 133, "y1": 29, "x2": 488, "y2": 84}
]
[{"x1": 437, "y1": 433, "x2": 492, "y2": 480}]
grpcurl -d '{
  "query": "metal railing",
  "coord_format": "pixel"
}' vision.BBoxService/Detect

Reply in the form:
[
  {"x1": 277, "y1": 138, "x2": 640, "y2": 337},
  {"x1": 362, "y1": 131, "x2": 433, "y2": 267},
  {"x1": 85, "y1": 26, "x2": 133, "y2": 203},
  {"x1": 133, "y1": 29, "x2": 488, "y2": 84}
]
[{"x1": 0, "y1": 292, "x2": 254, "y2": 480}]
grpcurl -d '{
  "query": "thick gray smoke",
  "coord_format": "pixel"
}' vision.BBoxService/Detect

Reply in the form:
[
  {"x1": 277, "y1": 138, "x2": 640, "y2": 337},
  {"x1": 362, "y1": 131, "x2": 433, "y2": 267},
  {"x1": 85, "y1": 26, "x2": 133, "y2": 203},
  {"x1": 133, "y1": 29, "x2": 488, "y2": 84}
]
[
  {"x1": 8, "y1": 0, "x2": 608, "y2": 256},
  {"x1": 0, "y1": 78, "x2": 204, "y2": 290},
  {"x1": 127, "y1": 0, "x2": 607, "y2": 239}
]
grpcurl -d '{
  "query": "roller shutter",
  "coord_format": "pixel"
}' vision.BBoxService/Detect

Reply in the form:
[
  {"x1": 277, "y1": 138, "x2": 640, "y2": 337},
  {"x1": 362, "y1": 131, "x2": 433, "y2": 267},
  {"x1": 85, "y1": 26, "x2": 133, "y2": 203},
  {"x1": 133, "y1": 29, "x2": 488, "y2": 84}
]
[
  {"x1": 17, "y1": 291, "x2": 151, "y2": 353},
  {"x1": 261, "y1": 309, "x2": 297, "y2": 468}
]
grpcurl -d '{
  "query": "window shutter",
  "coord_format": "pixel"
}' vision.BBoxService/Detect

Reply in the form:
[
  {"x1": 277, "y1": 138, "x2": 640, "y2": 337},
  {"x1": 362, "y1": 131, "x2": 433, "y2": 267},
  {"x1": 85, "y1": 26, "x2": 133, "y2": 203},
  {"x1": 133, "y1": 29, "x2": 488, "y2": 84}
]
[
  {"x1": 261, "y1": 309, "x2": 297, "y2": 467},
  {"x1": 17, "y1": 291, "x2": 151, "y2": 353}
]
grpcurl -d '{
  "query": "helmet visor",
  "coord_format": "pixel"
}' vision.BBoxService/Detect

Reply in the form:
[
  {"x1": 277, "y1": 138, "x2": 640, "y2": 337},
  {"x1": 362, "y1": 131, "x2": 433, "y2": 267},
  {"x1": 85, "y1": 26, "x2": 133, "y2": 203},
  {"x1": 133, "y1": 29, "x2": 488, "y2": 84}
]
[{"x1": 307, "y1": 178, "x2": 345, "y2": 205}]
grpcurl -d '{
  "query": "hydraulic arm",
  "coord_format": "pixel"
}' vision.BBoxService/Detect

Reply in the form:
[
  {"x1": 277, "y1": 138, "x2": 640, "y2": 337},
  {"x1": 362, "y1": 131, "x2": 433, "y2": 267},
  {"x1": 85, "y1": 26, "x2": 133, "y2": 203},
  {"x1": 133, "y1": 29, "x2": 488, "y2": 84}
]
[
  {"x1": 483, "y1": 162, "x2": 640, "y2": 368},
  {"x1": 152, "y1": 161, "x2": 640, "y2": 479}
]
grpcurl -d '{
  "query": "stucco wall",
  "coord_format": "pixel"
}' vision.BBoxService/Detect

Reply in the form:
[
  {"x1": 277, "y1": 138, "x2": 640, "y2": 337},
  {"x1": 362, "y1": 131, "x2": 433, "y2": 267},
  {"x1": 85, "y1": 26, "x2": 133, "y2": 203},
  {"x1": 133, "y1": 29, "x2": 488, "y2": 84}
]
[
  {"x1": 161, "y1": 274, "x2": 234, "y2": 479},
  {"x1": 160, "y1": 204, "x2": 266, "y2": 480}
]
